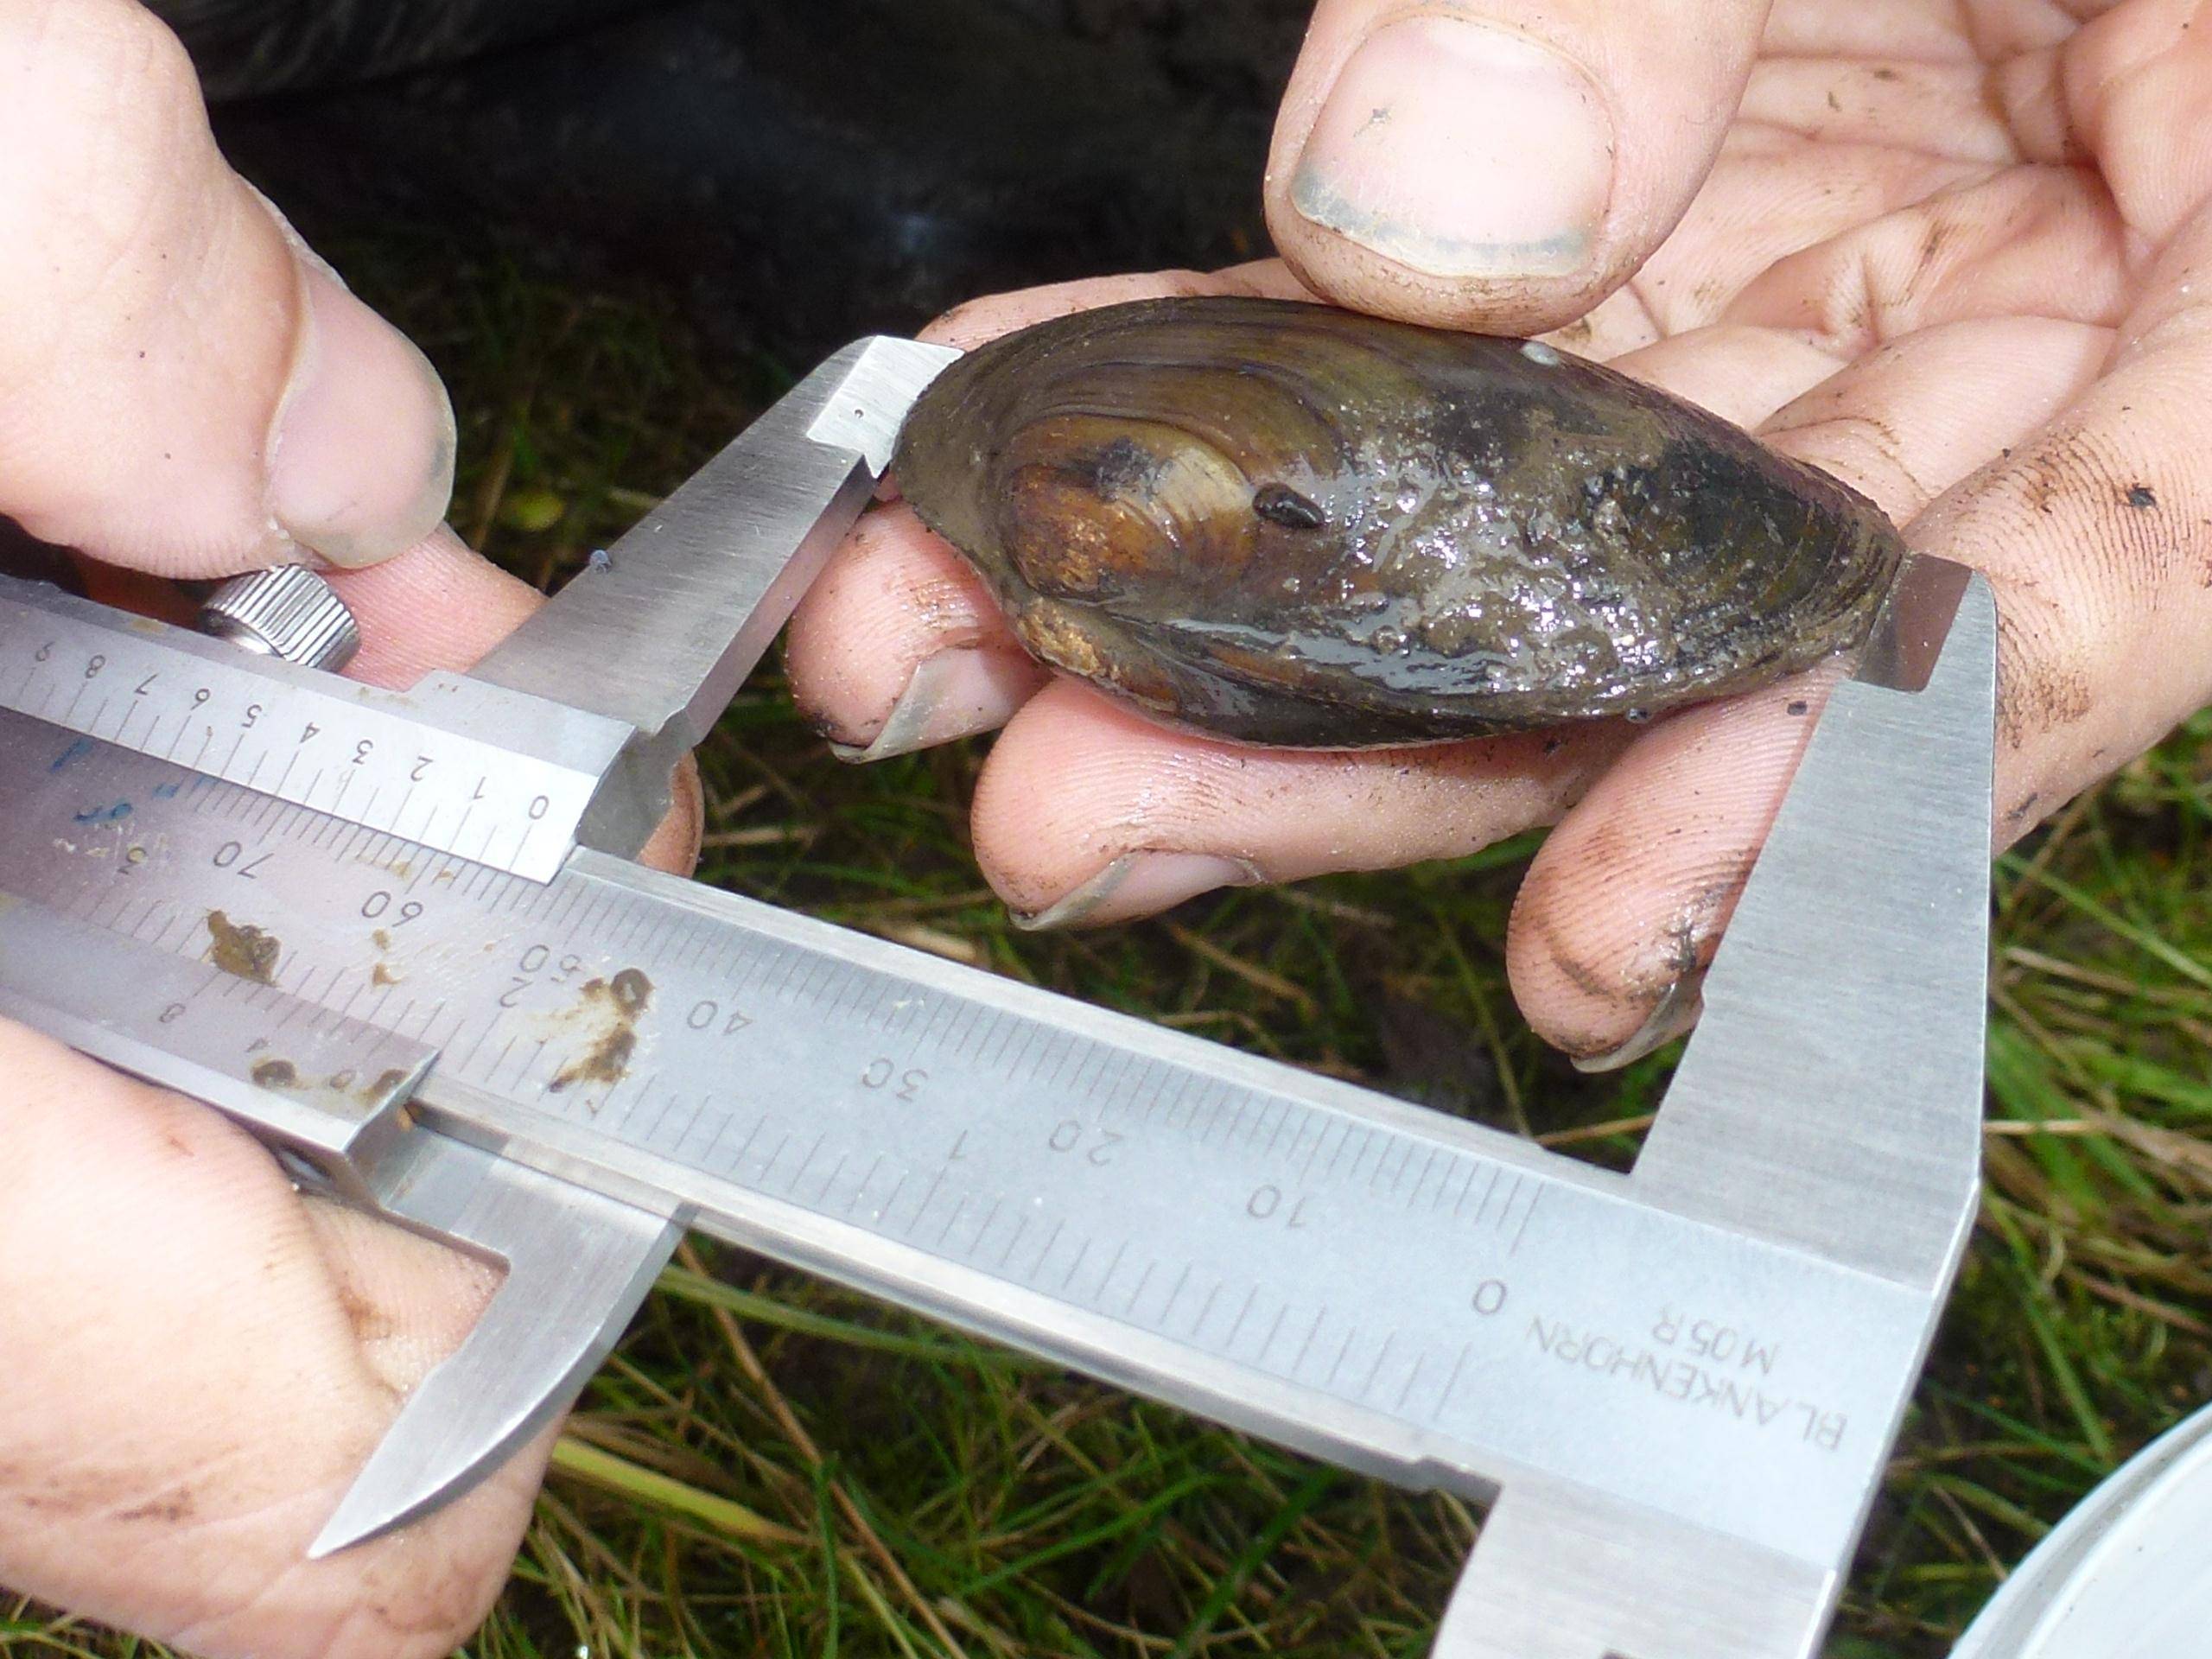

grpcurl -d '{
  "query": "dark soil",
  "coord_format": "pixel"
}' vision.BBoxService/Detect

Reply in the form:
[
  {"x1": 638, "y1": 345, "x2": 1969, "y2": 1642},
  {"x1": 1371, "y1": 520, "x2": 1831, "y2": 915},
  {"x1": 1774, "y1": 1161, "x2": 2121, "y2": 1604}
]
[{"x1": 172, "y1": 0, "x2": 1313, "y2": 361}]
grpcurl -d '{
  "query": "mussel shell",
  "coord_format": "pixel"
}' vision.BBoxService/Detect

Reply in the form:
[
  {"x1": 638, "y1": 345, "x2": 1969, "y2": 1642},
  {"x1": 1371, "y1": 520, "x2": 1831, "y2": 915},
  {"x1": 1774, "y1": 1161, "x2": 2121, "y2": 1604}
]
[{"x1": 893, "y1": 296, "x2": 1904, "y2": 748}]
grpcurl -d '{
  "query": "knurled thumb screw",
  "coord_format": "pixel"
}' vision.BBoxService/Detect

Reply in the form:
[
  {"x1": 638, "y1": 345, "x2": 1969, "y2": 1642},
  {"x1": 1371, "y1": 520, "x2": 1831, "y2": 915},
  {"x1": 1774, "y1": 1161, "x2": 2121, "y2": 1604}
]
[{"x1": 199, "y1": 566, "x2": 361, "y2": 672}]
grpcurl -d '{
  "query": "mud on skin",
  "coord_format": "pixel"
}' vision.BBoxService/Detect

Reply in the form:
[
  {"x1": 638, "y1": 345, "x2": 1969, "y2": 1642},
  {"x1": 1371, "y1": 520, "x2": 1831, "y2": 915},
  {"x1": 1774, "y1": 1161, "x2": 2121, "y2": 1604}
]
[{"x1": 896, "y1": 296, "x2": 1905, "y2": 749}]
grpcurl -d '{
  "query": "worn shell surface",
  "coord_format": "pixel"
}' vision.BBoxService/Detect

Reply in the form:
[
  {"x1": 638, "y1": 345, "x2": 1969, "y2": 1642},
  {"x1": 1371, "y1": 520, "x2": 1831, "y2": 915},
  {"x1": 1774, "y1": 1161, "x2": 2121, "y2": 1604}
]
[{"x1": 893, "y1": 296, "x2": 1904, "y2": 748}]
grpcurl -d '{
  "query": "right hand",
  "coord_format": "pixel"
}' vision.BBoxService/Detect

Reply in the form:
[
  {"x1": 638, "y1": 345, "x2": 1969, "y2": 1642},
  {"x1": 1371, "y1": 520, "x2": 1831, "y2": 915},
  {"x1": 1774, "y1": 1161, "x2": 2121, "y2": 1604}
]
[{"x1": 791, "y1": 0, "x2": 2209, "y2": 1069}]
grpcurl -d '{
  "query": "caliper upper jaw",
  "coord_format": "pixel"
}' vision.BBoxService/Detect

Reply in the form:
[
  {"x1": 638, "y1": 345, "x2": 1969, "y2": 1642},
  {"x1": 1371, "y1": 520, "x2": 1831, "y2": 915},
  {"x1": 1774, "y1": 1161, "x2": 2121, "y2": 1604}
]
[
  {"x1": 1433, "y1": 559, "x2": 1999, "y2": 1659},
  {"x1": 467, "y1": 334, "x2": 962, "y2": 859}
]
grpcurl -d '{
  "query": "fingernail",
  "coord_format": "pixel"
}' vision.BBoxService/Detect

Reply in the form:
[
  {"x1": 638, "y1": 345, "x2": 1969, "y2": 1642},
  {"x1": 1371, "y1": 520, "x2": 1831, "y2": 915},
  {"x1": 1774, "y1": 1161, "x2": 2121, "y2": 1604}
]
[
  {"x1": 1290, "y1": 16, "x2": 1613, "y2": 280},
  {"x1": 826, "y1": 647, "x2": 1044, "y2": 762},
  {"x1": 1569, "y1": 974, "x2": 1705, "y2": 1074},
  {"x1": 1014, "y1": 852, "x2": 1263, "y2": 931},
  {"x1": 268, "y1": 260, "x2": 457, "y2": 569}
]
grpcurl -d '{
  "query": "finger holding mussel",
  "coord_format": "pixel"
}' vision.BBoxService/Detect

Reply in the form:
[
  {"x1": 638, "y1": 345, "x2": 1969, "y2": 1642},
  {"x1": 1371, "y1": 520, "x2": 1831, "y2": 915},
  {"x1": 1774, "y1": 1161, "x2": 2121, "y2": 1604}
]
[{"x1": 891, "y1": 296, "x2": 1904, "y2": 749}]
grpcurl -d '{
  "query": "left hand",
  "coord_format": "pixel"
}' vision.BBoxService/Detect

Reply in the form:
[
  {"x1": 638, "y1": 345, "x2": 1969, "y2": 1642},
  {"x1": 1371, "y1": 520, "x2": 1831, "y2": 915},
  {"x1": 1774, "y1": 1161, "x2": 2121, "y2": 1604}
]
[
  {"x1": 0, "y1": 6, "x2": 698, "y2": 1655},
  {"x1": 787, "y1": 0, "x2": 2211, "y2": 1066}
]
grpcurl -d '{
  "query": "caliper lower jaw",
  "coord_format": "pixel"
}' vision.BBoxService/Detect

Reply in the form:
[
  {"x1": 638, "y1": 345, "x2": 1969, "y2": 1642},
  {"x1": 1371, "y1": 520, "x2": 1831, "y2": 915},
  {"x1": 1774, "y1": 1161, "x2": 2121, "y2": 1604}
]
[
  {"x1": 304, "y1": 1117, "x2": 681, "y2": 1557},
  {"x1": 250, "y1": 1034, "x2": 683, "y2": 1559},
  {"x1": 1436, "y1": 1478, "x2": 1834, "y2": 1659}
]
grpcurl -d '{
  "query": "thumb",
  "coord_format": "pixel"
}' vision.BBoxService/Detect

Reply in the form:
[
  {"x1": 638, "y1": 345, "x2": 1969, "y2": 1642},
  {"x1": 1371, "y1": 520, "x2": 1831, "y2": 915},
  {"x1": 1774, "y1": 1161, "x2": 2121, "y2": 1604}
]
[
  {"x1": 0, "y1": 0, "x2": 453, "y2": 578},
  {"x1": 1264, "y1": 0, "x2": 1772, "y2": 334}
]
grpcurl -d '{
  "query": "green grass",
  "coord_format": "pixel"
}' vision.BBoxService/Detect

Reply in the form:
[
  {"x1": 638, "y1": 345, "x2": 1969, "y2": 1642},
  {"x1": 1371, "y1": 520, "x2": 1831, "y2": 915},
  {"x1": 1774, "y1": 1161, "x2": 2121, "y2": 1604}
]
[{"x1": 16, "y1": 247, "x2": 2212, "y2": 1657}]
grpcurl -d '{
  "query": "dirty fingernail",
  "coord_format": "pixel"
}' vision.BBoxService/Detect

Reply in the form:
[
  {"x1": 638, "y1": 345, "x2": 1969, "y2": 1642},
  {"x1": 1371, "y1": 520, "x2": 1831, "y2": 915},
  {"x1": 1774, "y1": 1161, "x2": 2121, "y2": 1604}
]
[
  {"x1": 828, "y1": 647, "x2": 1045, "y2": 762},
  {"x1": 1014, "y1": 852, "x2": 1263, "y2": 931},
  {"x1": 1290, "y1": 16, "x2": 1613, "y2": 280},
  {"x1": 270, "y1": 260, "x2": 458, "y2": 569},
  {"x1": 1568, "y1": 974, "x2": 1705, "y2": 1074}
]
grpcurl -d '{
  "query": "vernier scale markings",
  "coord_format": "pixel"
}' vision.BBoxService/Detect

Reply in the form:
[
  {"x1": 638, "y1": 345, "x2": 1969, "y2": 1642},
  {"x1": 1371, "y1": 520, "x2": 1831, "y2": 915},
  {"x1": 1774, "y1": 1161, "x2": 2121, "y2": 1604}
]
[{"x1": 0, "y1": 581, "x2": 632, "y2": 883}]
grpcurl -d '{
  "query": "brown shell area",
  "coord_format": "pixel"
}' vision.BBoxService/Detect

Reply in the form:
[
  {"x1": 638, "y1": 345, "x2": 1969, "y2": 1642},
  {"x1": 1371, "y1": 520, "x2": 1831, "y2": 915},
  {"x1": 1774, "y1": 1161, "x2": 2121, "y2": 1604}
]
[{"x1": 893, "y1": 296, "x2": 1904, "y2": 748}]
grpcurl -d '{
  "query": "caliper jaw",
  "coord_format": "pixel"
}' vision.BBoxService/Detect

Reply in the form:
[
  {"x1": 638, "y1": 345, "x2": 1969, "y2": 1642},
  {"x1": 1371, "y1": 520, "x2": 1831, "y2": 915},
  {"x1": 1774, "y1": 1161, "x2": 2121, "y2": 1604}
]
[
  {"x1": 306, "y1": 1129, "x2": 679, "y2": 1556},
  {"x1": 1635, "y1": 556, "x2": 1993, "y2": 1290},
  {"x1": 471, "y1": 335, "x2": 961, "y2": 857},
  {"x1": 1432, "y1": 558, "x2": 1999, "y2": 1659}
]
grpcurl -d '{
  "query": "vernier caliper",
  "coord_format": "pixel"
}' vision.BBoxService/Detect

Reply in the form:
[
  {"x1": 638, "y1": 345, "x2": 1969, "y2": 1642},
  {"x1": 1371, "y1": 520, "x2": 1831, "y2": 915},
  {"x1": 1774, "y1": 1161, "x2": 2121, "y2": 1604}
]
[{"x1": 0, "y1": 336, "x2": 1995, "y2": 1659}]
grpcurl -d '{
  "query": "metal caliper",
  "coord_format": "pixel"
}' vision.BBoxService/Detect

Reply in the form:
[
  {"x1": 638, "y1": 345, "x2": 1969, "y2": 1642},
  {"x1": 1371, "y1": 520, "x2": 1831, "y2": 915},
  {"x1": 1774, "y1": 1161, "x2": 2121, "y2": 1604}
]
[{"x1": 0, "y1": 336, "x2": 1996, "y2": 1659}]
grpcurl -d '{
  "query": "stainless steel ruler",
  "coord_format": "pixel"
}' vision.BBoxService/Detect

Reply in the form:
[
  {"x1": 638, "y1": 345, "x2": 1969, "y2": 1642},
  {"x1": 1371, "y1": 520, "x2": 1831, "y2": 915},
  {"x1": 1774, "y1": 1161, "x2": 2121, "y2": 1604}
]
[{"x1": 0, "y1": 335, "x2": 1998, "y2": 1659}]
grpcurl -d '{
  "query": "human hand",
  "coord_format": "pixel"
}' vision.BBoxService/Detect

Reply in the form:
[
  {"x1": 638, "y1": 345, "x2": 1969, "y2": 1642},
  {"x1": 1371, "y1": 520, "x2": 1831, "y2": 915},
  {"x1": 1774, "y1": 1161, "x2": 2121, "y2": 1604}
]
[
  {"x1": 790, "y1": 0, "x2": 2210, "y2": 1065},
  {"x1": 0, "y1": 3, "x2": 697, "y2": 1655}
]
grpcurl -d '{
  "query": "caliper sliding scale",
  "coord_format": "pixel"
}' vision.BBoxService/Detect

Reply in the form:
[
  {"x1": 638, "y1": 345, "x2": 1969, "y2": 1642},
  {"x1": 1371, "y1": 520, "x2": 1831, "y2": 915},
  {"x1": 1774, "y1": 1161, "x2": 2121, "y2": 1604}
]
[{"x1": 0, "y1": 336, "x2": 1996, "y2": 1659}]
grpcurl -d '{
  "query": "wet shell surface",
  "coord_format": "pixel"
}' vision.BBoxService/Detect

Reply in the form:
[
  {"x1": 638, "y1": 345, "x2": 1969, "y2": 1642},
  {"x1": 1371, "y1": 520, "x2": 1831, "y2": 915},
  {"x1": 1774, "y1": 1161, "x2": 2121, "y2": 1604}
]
[{"x1": 892, "y1": 296, "x2": 1904, "y2": 748}]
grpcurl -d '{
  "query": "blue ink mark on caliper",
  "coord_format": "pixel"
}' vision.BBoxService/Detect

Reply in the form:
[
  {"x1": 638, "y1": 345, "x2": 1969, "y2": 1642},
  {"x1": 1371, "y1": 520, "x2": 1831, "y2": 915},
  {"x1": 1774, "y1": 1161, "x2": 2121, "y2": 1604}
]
[
  {"x1": 48, "y1": 737, "x2": 95, "y2": 773},
  {"x1": 152, "y1": 781, "x2": 181, "y2": 798},
  {"x1": 73, "y1": 801, "x2": 133, "y2": 825}
]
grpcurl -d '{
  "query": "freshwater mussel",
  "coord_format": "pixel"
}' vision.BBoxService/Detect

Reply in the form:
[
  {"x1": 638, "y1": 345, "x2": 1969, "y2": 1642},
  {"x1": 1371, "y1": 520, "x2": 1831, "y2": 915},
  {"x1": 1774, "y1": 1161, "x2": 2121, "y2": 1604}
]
[{"x1": 893, "y1": 296, "x2": 1903, "y2": 748}]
